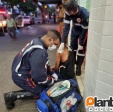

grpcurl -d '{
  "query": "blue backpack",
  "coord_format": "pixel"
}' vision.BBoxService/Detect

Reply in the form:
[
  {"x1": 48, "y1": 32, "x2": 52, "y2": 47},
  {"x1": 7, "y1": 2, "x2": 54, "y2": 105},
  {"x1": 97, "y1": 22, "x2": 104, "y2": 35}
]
[{"x1": 36, "y1": 79, "x2": 82, "y2": 112}]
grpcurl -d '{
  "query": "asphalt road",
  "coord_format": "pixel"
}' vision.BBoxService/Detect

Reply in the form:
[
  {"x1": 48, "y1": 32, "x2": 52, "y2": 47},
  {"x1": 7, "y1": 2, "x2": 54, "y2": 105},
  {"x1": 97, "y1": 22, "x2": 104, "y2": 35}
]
[{"x1": 0, "y1": 24, "x2": 59, "y2": 112}]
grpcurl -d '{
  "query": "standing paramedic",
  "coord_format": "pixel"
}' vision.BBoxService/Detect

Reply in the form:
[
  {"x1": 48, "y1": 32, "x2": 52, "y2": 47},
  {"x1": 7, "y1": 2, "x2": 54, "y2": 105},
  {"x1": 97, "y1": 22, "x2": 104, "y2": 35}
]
[
  {"x1": 4, "y1": 30, "x2": 61, "y2": 109},
  {"x1": 58, "y1": 0, "x2": 89, "y2": 76}
]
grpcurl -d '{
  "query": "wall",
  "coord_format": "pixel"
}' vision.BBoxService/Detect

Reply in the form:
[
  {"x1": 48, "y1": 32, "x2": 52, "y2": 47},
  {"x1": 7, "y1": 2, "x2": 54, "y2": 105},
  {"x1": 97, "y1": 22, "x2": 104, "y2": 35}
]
[
  {"x1": 84, "y1": 0, "x2": 113, "y2": 112},
  {"x1": 78, "y1": 0, "x2": 91, "y2": 11},
  {"x1": 78, "y1": 0, "x2": 86, "y2": 8},
  {"x1": 86, "y1": 0, "x2": 91, "y2": 11}
]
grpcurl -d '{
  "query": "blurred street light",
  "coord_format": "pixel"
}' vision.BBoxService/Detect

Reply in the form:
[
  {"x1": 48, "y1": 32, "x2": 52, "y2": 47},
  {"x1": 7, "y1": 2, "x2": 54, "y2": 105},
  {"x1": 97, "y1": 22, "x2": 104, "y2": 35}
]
[{"x1": 44, "y1": 5, "x2": 47, "y2": 9}]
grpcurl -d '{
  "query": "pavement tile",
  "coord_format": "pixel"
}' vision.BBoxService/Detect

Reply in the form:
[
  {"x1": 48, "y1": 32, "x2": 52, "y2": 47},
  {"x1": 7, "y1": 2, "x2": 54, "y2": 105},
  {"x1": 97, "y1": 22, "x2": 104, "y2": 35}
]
[{"x1": 77, "y1": 78, "x2": 84, "y2": 93}]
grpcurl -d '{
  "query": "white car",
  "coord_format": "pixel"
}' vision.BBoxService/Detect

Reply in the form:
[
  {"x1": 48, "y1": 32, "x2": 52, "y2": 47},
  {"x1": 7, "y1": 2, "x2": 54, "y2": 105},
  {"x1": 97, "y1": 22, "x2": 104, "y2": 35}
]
[
  {"x1": 23, "y1": 16, "x2": 34, "y2": 25},
  {"x1": 15, "y1": 15, "x2": 35, "y2": 27},
  {"x1": 15, "y1": 15, "x2": 24, "y2": 27}
]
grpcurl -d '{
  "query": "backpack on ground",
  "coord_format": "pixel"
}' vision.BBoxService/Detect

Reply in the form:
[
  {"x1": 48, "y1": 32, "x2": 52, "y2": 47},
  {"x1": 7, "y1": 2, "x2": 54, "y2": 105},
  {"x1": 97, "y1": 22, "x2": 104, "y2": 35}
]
[{"x1": 36, "y1": 79, "x2": 82, "y2": 112}]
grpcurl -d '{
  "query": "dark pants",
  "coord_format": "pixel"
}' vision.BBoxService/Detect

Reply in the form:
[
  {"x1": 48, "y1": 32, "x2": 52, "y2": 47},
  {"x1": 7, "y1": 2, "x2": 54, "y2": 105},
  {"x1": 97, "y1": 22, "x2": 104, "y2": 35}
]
[
  {"x1": 71, "y1": 26, "x2": 88, "y2": 56},
  {"x1": 12, "y1": 72, "x2": 46, "y2": 97},
  {"x1": 7, "y1": 27, "x2": 16, "y2": 40}
]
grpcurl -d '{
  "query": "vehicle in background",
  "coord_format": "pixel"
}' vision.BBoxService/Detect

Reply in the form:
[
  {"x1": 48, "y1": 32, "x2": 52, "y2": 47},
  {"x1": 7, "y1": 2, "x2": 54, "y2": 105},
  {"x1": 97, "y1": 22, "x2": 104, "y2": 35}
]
[
  {"x1": 0, "y1": 14, "x2": 7, "y2": 28},
  {"x1": 0, "y1": 14, "x2": 7, "y2": 35},
  {"x1": 0, "y1": 6, "x2": 8, "y2": 19},
  {"x1": 15, "y1": 15, "x2": 24, "y2": 27},
  {"x1": 15, "y1": 15, "x2": 35, "y2": 27},
  {"x1": 35, "y1": 18, "x2": 42, "y2": 23},
  {"x1": 23, "y1": 16, "x2": 35, "y2": 25},
  {"x1": 36, "y1": 14, "x2": 50, "y2": 24}
]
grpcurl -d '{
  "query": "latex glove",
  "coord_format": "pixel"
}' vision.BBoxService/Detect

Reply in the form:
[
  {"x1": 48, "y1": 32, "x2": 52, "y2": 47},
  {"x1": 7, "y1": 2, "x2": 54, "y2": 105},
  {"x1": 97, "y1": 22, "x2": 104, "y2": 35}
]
[
  {"x1": 16, "y1": 29, "x2": 20, "y2": 34},
  {"x1": 57, "y1": 43, "x2": 64, "y2": 53},
  {"x1": 78, "y1": 45, "x2": 83, "y2": 50},
  {"x1": 52, "y1": 73, "x2": 58, "y2": 81}
]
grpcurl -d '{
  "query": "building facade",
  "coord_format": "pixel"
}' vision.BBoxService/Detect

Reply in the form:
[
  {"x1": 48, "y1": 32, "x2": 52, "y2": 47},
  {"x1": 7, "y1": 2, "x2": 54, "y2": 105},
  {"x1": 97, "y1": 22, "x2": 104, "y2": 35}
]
[
  {"x1": 84, "y1": 0, "x2": 113, "y2": 112},
  {"x1": 78, "y1": 0, "x2": 91, "y2": 11}
]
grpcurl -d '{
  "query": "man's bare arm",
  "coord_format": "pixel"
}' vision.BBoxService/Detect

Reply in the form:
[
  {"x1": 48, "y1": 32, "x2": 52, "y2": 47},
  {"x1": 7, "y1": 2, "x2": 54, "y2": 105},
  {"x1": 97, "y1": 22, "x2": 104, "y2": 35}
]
[{"x1": 54, "y1": 52, "x2": 61, "y2": 71}]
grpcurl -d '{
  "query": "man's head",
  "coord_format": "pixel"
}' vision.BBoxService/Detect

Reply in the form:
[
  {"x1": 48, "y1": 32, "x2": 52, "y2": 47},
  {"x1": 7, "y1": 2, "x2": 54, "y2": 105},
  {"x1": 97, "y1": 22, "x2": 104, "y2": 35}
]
[
  {"x1": 7, "y1": 14, "x2": 11, "y2": 19},
  {"x1": 62, "y1": 0, "x2": 78, "y2": 15},
  {"x1": 58, "y1": 3, "x2": 63, "y2": 9},
  {"x1": 56, "y1": 3, "x2": 63, "y2": 12},
  {"x1": 42, "y1": 30, "x2": 61, "y2": 50}
]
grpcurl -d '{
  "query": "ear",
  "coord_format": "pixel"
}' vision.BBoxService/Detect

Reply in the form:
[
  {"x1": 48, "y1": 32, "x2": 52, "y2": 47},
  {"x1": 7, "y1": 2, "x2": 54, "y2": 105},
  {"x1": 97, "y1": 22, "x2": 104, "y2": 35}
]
[
  {"x1": 48, "y1": 37, "x2": 52, "y2": 41},
  {"x1": 48, "y1": 38, "x2": 51, "y2": 41}
]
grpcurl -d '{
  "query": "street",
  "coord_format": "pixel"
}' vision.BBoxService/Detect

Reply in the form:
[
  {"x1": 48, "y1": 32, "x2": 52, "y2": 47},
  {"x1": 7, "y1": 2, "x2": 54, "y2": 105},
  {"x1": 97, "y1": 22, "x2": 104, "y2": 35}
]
[{"x1": 0, "y1": 24, "x2": 59, "y2": 112}]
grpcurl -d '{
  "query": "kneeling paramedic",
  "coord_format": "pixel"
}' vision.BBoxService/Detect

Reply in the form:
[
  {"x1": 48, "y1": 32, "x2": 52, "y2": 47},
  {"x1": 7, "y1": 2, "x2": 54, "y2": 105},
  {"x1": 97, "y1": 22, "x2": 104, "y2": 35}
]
[
  {"x1": 58, "y1": 0, "x2": 89, "y2": 76},
  {"x1": 4, "y1": 30, "x2": 61, "y2": 109}
]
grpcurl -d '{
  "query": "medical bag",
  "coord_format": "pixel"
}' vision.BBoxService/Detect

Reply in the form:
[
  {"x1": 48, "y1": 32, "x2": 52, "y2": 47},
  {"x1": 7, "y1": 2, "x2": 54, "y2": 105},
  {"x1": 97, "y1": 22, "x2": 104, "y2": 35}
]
[{"x1": 36, "y1": 79, "x2": 82, "y2": 112}]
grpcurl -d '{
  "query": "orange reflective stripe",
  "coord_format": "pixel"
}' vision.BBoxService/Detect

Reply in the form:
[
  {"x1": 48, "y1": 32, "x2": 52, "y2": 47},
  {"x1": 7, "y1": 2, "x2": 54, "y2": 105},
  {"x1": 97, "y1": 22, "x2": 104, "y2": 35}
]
[
  {"x1": 30, "y1": 78, "x2": 36, "y2": 87},
  {"x1": 26, "y1": 78, "x2": 35, "y2": 88}
]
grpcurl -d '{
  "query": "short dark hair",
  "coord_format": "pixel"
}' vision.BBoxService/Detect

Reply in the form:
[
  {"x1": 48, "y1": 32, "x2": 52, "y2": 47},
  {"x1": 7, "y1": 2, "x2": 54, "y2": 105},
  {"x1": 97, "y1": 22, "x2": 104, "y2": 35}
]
[
  {"x1": 62, "y1": 0, "x2": 78, "y2": 12},
  {"x1": 47, "y1": 30, "x2": 61, "y2": 42}
]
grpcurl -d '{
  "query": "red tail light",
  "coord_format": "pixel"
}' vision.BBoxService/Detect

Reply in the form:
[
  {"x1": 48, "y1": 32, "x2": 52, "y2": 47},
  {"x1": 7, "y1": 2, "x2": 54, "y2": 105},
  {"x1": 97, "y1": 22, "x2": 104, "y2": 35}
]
[
  {"x1": 23, "y1": 0, "x2": 26, "y2": 2},
  {"x1": 0, "y1": 11, "x2": 6, "y2": 14}
]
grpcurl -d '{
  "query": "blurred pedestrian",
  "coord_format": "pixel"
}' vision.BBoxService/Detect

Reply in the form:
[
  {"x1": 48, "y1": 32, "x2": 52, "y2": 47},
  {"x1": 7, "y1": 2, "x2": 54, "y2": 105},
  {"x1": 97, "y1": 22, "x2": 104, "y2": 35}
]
[
  {"x1": 53, "y1": 13, "x2": 56, "y2": 23},
  {"x1": 6, "y1": 14, "x2": 17, "y2": 40},
  {"x1": 56, "y1": 3, "x2": 65, "y2": 36}
]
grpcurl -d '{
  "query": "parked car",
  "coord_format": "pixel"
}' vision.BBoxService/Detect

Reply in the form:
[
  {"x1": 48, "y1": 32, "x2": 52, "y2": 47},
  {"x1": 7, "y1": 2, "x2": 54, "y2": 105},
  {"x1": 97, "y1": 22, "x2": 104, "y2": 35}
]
[
  {"x1": 23, "y1": 16, "x2": 35, "y2": 25},
  {"x1": 0, "y1": 6, "x2": 8, "y2": 19},
  {"x1": 15, "y1": 15, "x2": 24, "y2": 27},
  {"x1": 0, "y1": 14, "x2": 7, "y2": 28},
  {"x1": 35, "y1": 18, "x2": 42, "y2": 23},
  {"x1": 0, "y1": 14, "x2": 7, "y2": 35},
  {"x1": 15, "y1": 15, "x2": 35, "y2": 27}
]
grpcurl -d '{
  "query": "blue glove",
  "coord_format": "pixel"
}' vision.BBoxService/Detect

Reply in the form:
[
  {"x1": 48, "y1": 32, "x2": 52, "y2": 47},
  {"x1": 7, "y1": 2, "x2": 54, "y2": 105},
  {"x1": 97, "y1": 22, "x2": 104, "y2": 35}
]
[{"x1": 16, "y1": 30, "x2": 19, "y2": 34}]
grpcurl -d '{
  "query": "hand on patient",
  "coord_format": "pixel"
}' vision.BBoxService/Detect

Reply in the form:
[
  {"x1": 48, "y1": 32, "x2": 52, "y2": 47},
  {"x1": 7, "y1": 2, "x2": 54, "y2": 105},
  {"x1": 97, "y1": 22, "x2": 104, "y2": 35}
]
[
  {"x1": 52, "y1": 73, "x2": 58, "y2": 81},
  {"x1": 57, "y1": 43, "x2": 64, "y2": 53}
]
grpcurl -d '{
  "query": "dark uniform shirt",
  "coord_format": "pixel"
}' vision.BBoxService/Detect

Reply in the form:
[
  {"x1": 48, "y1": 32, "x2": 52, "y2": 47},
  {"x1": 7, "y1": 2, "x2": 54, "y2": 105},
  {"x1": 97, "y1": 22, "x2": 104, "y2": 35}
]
[
  {"x1": 62, "y1": 6, "x2": 89, "y2": 46},
  {"x1": 12, "y1": 38, "x2": 53, "y2": 85}
]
